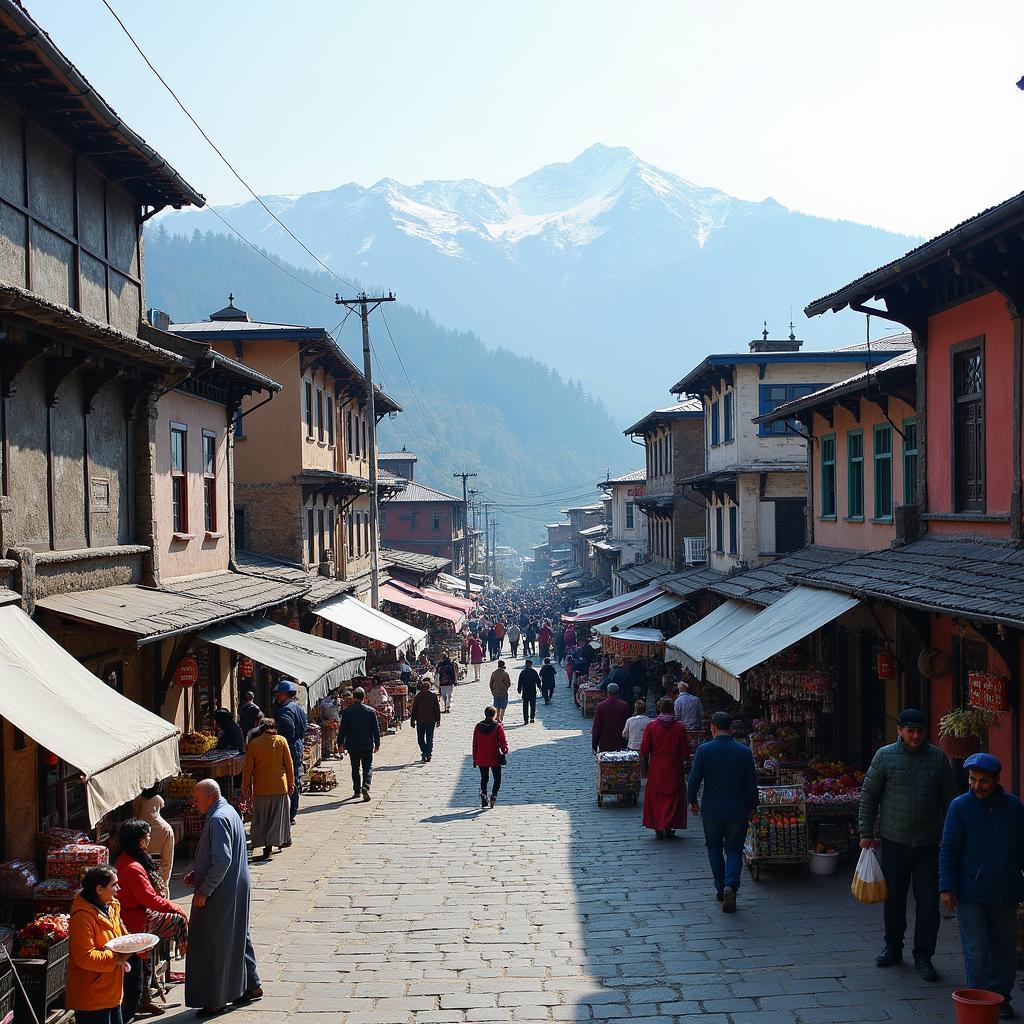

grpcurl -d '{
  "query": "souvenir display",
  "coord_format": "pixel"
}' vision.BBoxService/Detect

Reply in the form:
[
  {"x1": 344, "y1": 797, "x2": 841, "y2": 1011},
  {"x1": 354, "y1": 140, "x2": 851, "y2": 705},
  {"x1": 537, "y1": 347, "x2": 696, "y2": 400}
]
[
  {"x1": 44, "y1": 844, "x2": 108, "y2": 884},
  {"x1": 596, "y1": 750, "x2": 641, "y2": 806},
  {"x1": 743, "y1": 784, "x2": 810, "y2": 881}
]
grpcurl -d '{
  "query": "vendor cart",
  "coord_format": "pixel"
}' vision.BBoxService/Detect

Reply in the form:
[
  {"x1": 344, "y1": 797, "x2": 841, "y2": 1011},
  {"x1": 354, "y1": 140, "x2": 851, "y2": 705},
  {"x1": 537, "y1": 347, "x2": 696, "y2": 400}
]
[
  {"x1": 596, "y1": 751, "x2": 640, "y2": 806},
  {"x1": 744, "y1": 784, "x2": 810, "y2": 881},
  {"x1": 580, "y1": 688, "x2": 603, "y2": 718}
]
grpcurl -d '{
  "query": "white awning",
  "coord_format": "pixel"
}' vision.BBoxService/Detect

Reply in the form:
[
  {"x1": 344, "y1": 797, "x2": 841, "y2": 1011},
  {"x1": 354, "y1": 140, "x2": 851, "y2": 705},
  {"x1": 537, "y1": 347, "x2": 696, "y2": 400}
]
[
  {"x1": 313, "y1": 594, "x2": 427, "y2": 656},
  {"x1": 703, "y1": 586, "x2": 859, "y2": 699},
  {"x1": 0, "y1": 605, "x2": 180, "y2": 826},
  {"x1": 437, "y1": 572, "x2": 482, "y2": 594},
  {"x1": 200, "y1": 620, "x2": 366, "y2": 706},
  {"x1": 664, "y1": 599, "x2": 761, "y2": 678},
  {"x1": 593, "y1": 592, "x2": 684, "y2": 636},
  {"x1": 561, "y1": 582, "x2": 665, "y2": 625}
]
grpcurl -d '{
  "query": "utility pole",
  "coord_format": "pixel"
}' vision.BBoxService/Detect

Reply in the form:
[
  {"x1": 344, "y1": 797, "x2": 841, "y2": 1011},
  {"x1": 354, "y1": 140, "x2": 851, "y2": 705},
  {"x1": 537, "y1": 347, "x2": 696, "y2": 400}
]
[
  {"x1": 490, "y1": 520, "x2": 498, "y2": 578},
  {"x1": 482, "y1": 503, "x2": 492, "y2": 581},
  {"x1": 335, "y1": 290, "x2": 395, "y2": 609},
  {"x1": 468, "y1": 488, "x2": 481, "y2": 572},
  {"x1": 453, "y1": 471, "x2": 477, "y2": 599}
]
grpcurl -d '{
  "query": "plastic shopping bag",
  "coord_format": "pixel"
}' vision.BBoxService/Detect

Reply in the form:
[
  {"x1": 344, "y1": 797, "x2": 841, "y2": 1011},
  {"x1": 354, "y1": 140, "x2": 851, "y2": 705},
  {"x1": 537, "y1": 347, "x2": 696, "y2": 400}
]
[{"x1": 851, "y1": 847, "x2": 888, "y2": 904}]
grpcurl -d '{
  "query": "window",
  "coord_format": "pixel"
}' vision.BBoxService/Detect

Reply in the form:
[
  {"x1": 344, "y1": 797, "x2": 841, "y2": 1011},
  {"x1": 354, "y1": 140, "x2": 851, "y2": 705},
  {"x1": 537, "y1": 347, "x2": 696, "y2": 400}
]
[
  {"x1": 307, "y1": 508, "x2": 315, "y2": 564},
  {"x1": 903, "y1": 418, "x2": 918, "y2": 505},
  {"x1": 170, "y1": 423, "x2": 187, "y2": 533},
  {"x1": 723, "y1": 391, "x2": 734, "y2": 443},
  {"x1": 316, "y1": 388, "x2": 324, "y2": 442},
  {"x1": 364, "y1": 512, "x2": 370, "y2": 553},
  {"x1": 362, "y1": 419, "x2": 368, "y2": 460},
  {"x1": 847, "y1": 430, "x2": 864, "y2": 518},
  {"x1": 625, "y1": 501, "x2": 635, "y2": 529},
  {"x1": 759, "y1": 384, "x2": 817, "y2": 435},
  {"x1": 715, "y1": 506, "x2": 724, "y2": 553},
  {"x1": 728, "y1": 504, "x2": 737, "y2": 555},
  {"x1": 326, "y1": 396, "x2": 335, "y2": 447},
  {"x1": 316, "y1": 509, "x2": 325, "y2": 560},
  {"x1": 347, "y1": 512, "x2": 355, "y2": 556},
  {"x1": 710, "y1": 399, "x2": 720, "y2": 446},
  {"x1": 820, "y1": 434, "x2": 836, "y2": 518},
  {"x1": 304, "y1": 381, "x2": 314, "y2": 439},
  {"x1": 202, "y1": 430, "x2": 217, "y2": 532},
  {"x1": 953, "y1": 344, "x2": 984, "y2": 511},
  {"x1": 873, "y1": 424, "x2": 893, "y2": 520},
  {"x1": 346, "y1": 410, "x2": 354, "y2": 456},
  {"x1": 233, "y1": 412, "x2": 244, "y2": 440},
  {"x1": 432, "y1": 511, "x2": 441, "y2": 531},
  {"x1": 328, "y1": 508, "x2": 336, "y2": 554}
]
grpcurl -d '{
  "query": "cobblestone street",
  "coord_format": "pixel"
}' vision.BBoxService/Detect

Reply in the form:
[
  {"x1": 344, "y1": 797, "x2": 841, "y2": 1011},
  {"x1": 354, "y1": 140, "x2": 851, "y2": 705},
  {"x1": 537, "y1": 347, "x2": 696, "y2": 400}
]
[{"x1": 163, "y1": 661, "x2": 961, "y2": 1023}]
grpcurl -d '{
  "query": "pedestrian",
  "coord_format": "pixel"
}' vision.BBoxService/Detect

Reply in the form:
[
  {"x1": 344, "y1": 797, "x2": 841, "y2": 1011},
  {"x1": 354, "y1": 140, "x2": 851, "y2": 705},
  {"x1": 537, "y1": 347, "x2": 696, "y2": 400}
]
[
  {"x1": 184, "y1": 780, "x2": 262, "y2": 1014},
  {"x1": 686, "y1": 711, "x2": 758, "y2": 913},
  {"x1": 243, "y1": 719, "x2": 295, "y2": 859},
  {"x1": 272, "y1": 680, "x2": 307, "y2": 824},
  {"x1": 214, "y1": 707, "x2": 245, "y2": 752},
  {"x1": 66, "y1": 865, "x2": 132, "y2": 1024},
  {"x1": 468, "y1": 635, "x2": 484, "y2": 682},
  {"x1": 399, "y1": 655, "x2": 414, "y2": 686},
  {"x1": 640, "y1": 697, "x2": 690, "y2": 841},
  {"x1": 489, "y1": 660, "x2": 512, "y2": 723},
  {"x1": 238, "y1": 690, "x2": 262, "y2": 741},
  {"x1": 410, "y1": 677, "x2": 441, "y2": 763},
  {"x1": 115, "y1": 818, "x2": 188, "y2": 1018},
  {"x1": 507, "y1": 622, "x2": 521, "y2": 658},
  {"x1": 487, "y1": 624, "x2": 499, "y2": 661},
  {"x1": 494, "y1": 618, "x2": 506, "y2": 656},
  {"x1": 472, "y1": 705, "x2": 509, "y2": 809},
  {"x1": 132, "y1": 783, "x2": 175, "y2": 891},
  {"x1": 554, "y1": 624, "x2": 566, "y2": 665},
  {"x1": 338, "y1": 686, "x2": 381, "y2": 800},
  {"x1": 563, "y1": 621, "x2": 577, "y2": 661},
  {"x1": 673, "y1": 680, "x2": 704, "y2": 730},
  {"x1": 940, "y1": 752, "x2": 1024, "y2": 1018},
  {"x1": 525, "y1": 620, "x2": 537, "y2": 657},
  {"x1": 539, "y1": 658, "x2": 557, "y2": 704},
  {"x1": 417, "y1": 651, "x2": 433, "y2": 676},
  {"x1": 628, "y1": 658, "x2": 648, "y2": 703},
  {"x1": 592, "y1": 682, "x2": 630, "y2": 753},
  {"x1": 538, "y1": 620, "x2": 552, "y2": 660},
  {"x1": 437, "y1": 649, "x2": 459, "y2": 712},
  {"x1": 858, "y1": 707, "x2": 957, "y2": 980},
  {"x1": 601, "y1": 659, "x2": 633, "y2": 706},
  {"x1": 622, "y1": 697, "x2": 651, "y2": 752},
  {"x1": 517, "y1": 659, "x2": 541, "y2": 724}
]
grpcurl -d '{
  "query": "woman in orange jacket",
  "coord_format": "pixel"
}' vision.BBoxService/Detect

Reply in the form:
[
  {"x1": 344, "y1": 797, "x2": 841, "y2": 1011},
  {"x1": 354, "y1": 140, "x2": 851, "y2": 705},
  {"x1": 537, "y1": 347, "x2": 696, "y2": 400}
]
[{"x1": 66, "y1": 865, "x2": 132, "y2": 1023}]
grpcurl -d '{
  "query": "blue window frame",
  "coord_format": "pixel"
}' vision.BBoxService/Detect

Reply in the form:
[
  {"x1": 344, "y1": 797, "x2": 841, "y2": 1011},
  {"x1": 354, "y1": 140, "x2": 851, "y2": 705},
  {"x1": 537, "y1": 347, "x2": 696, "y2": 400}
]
[
  {"x1": 723, "y1": 391, "x2": 734, "y2": 444},
  {"x1": 710, "y1": 399, "x2": 720, "y2": 446},
  {"x1": 728, "y1": 504, "x2": 737, "y2": 554},
  {"x1": 714, "y1": 506, "x2": 724, "y2": 553},
  {"x1": 759, "y1": 384, "x2": 817, "y2": 435}
]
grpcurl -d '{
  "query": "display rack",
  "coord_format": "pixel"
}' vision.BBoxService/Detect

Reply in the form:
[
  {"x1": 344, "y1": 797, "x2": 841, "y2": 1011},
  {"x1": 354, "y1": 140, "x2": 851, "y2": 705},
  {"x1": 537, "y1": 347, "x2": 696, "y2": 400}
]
[{"x1": 744, "y1": 784, "x2": 809, "y2": 881}]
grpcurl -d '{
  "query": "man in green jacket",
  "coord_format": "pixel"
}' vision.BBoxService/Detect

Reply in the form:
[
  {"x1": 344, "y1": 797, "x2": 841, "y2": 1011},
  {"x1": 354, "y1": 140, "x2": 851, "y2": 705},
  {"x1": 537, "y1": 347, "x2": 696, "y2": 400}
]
[{"x1": 858, "y1": 708, "x2": 958, "y2": 981}]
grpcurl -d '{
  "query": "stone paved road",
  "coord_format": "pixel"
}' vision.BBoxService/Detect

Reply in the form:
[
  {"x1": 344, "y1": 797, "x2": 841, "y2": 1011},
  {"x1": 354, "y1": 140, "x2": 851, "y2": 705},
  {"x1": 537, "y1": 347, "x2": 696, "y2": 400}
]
[{"x1": 161, "y1": 659, "x2": 963, "y2": 1023}]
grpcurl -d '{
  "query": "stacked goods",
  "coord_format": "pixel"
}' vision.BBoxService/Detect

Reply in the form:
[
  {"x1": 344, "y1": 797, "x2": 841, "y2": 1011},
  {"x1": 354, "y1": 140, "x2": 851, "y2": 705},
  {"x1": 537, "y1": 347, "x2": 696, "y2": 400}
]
[
  {"x1": 308, "y1": 768, "x2": 338, "y2": 792},
  {"x1": 15, "y1": 915, "x2": 68, "y2": 958},
  {"x1": 179, "y1": 732, "x2": 217, "y2": 755},
  {"x1": 303, "y1": 724, "x2": 322, "y2": 752},
  {"x1": 167, "y1": 773, "x2": 197, "y2": 799},
  {"x1": 0, "y1": 861, "x2": 39, "y2": 901},
  {"x1": 45, "y1": 845, "x2": 108, "y2": 885},
  {"x1": 35, "y1": 828, "x2": 88, "y2": 863},
  {"x1": 183, "y1": 801, "x2": 204, "y2": 838},
  {"x1": 31, "y1": 879, "x2": 77, "y2": 915},
  {"x1": 751, "y1": 809, "x2": 806, "y2": 857},
  {"x1": 597, "y1": 751, "x2": 641, "y2": 787},
  {"x1": 803, "y1": 760, "x2": 863, "y2": 805},
  {"x1": 581, "y1": 689, "x2": 603, "y2": 716}
]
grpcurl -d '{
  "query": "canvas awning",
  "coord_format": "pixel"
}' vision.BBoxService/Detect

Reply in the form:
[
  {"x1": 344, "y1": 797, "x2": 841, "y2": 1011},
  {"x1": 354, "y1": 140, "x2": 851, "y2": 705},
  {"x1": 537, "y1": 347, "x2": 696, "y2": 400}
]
[
  {"x1": 436, "y1": 572, "x2": 482, "y2": 594},
  {"x1": 200, "y1": 620, "x2": 365, "y2": 706},
  {"x1": 380, "y1": 583, "x2": 466, "y2": 628},
  {"x1": 386, "y1": 578, "x2": 475, "y2": 614},
  {"x1": 593, "y1": 592, "x2": 684, "y2": 636},
  {"x1": 313, "y1": 594, "x2": 427, "y2": 656},
  {"x1": 664, "y1": 599, "x2": 761, "y2": 678},
  {"x1": 703, "y1": 586, "x2": 859, "y2": 699},
  {"x1": 0, "y1": 605, "x2": 180, "y2": 825},
  {"x1": 557, "y1": 579, "x2": 583, "y2": 591},
  {"x1": 561, "y1": 582, "x2": 665, "y2": 625}
]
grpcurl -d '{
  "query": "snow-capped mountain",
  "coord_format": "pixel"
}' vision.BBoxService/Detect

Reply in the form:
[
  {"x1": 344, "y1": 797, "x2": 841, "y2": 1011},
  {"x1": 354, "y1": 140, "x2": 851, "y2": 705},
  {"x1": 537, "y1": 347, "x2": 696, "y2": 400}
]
[{"x1": 156, "y1": 145, "x2": 917, "y2": 417}]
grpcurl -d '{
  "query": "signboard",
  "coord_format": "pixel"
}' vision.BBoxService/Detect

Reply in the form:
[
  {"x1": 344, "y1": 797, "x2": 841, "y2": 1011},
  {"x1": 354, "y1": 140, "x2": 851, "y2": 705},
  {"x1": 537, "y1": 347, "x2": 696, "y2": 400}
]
[
  {"x1": 626, "y1": 486, "x2": 646, "y2": 498},
  {"x1": 175, "y1": 655, "x2": 199, "y2": 689},
  {"x1": 238, "y1": 656, "x2": 255, "y2": 678},
  {"x1": 968, "y1": 671, "x2": 1009, "y2": 713}
]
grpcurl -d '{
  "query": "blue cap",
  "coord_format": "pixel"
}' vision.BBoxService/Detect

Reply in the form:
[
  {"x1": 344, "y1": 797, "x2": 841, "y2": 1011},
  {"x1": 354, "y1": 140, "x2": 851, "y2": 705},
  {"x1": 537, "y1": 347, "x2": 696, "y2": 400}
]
[
  {"x1": 274, "y1": 679, "x2": 297, "y2": 694},
  {"x1": 964, "y1": 752, "x2": 1001, "y2": 774}
]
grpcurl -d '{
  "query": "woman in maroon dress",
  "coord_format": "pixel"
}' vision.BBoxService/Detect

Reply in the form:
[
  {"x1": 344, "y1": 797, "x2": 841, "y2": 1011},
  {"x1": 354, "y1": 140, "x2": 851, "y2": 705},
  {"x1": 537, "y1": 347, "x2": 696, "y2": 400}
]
[{"x1": 640, "y1": 697, "x2": 691, "y2": 840}]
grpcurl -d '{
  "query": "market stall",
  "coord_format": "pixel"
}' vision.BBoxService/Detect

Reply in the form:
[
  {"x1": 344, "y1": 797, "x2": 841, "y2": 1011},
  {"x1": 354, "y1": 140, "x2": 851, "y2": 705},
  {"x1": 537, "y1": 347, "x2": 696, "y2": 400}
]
[
  {"x1": 313, "y1": 593, "x2": 428, "y2": 662},
  {"x1": 664, "y1": 599, "x2": 760, "y2": 679}
]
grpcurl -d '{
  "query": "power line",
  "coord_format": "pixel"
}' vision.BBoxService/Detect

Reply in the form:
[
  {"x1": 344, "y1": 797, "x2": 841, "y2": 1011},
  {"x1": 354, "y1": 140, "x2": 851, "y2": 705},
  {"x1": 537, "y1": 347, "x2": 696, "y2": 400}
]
[
  {"x1": 100, "y1": 0, "x2": 357, "y2": 293},
  {"x1": 379, "y1": 307, "x2": 445, "y2": 453}
]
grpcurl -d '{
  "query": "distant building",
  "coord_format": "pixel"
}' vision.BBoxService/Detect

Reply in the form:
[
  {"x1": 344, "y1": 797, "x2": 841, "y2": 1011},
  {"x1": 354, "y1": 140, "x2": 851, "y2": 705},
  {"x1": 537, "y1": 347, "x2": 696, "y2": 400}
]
[
  {"x1": 380, "y1": 480, "x2": 467, "y2": 572},
  {"x1": 598, "y1": 469, "x2": 649, "y2": 574},
  {"x1": 379, "y1": 447, "x2": 417, "y2": 482}
]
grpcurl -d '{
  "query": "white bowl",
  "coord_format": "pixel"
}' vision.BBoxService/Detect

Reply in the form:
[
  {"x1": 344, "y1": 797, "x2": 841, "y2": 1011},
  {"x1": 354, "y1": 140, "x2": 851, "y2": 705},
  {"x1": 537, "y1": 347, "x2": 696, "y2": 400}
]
[{"x1": 105, "y1": 933, "x2": 159, "y2": 954}]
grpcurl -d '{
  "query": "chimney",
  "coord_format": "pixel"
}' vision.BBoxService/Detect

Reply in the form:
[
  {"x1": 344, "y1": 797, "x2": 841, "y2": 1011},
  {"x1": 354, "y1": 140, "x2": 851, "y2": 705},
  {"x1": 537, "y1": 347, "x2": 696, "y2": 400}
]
[{"x1": 749, "y1": 320, "x2": 803, "y2": 354}]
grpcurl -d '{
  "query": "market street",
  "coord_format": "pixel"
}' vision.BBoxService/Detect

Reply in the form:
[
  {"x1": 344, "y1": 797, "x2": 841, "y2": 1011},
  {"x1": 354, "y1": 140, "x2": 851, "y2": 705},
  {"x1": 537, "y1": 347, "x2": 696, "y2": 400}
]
[{"x1": 161, "y1": 660, "x2": 961, "y2": 1024}]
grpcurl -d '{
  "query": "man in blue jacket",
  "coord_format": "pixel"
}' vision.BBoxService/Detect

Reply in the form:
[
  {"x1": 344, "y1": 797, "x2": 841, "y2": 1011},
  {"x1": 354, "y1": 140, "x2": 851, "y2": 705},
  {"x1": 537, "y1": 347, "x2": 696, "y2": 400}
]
[
  {"x1": 940, "y1": 753, "x2": 1024, "y2": 1019},
  {"x1": 272, "y1": 680, "x2": 308, "y2": 824},
  {"x1": 686, "y1": 711, "x2": 758, "y2": 913},
  {"x1": 339, "y1": 686, "x2": 381, "y2": 801}
]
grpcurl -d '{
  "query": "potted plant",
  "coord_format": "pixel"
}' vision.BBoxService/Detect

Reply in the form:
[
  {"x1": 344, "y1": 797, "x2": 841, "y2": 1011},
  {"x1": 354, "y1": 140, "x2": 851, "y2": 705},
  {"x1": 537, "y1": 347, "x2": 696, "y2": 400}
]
[{"x1": 938, "y1": 706, "x2": 1001, "y2": 760}]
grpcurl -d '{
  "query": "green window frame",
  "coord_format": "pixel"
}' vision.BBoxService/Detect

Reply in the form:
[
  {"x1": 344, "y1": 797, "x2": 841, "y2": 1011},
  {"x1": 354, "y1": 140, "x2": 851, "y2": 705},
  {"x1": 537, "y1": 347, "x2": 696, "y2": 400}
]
[
  {"x1": 903, "y1": 417, "x2": 918, "y2": 505},
  {"x1": 847, "y1": 429, "x2": 864, "y2": 519},
  {"x1": 820, "y1": 433, "x2": 836, "y2": 518},
  {"x1": 873, "y1": 424, "x2": 893, "y2": 520}
]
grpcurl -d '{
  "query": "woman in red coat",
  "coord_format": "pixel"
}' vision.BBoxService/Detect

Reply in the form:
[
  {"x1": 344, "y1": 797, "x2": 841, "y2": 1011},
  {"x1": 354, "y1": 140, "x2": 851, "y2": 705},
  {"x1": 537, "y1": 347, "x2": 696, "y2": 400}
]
[
  {"x1": 639, "y1": 697, "x2": 690, "y2": 840},
  {"x1": 468, "y1": 636, "x2": 484, "y2": 681},
  {"x1": 472, "y1": 706, "x2": 509, "y2": 809}
]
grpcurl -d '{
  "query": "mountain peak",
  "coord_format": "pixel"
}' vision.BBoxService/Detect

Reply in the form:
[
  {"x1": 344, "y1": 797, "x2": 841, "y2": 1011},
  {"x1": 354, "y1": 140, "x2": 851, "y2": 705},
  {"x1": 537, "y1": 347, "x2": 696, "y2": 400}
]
[{"x1": 509, "y1": 144, "x2": 641, "y2": 216}]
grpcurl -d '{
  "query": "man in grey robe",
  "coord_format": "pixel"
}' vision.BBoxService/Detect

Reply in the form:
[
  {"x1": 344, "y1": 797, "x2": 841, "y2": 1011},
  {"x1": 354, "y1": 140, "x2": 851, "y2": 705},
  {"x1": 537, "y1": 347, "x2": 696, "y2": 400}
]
[{"x1": 184, "y1": 780, "x2": 262, "y2": 1013}]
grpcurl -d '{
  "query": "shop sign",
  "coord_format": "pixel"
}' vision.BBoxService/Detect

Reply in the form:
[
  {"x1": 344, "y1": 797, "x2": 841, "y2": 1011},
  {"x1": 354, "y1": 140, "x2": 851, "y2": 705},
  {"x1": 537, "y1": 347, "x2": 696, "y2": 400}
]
[
  {"x1": 238, "y1": 656, "x2": 255, "y2": 678},
  {"x1": 603, "y1": 635, "x2": 664, "y2": 658},
  {"x1": 626, "y1": 487, "x2": 646, "y2": 498},
  {"x1": 968, "y1": 671, "x2": 1009, "y2": 713},
  {"x1": 175, "y1": 655, "x2": 200, "y2": 689},
  {"x1": 876, "y1": 653, "x2": 895, "y2": 680}
]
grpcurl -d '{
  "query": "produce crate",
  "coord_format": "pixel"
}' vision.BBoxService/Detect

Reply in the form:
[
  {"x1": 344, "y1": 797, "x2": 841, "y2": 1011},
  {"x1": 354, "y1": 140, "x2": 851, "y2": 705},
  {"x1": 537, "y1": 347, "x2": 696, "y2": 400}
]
[
  {"x1": 12, "y1": 937, "x2": 68, "y2": 1024},
  {"x1": 580, "y1": 689, "x2": 603, "y2": 717}
]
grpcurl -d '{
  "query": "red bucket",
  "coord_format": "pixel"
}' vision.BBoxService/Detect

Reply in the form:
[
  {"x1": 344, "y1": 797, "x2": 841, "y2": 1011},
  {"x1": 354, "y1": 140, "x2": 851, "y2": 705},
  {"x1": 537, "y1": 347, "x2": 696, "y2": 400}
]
[{"x1": 951, "y1": 989, "x2": 1003, "y2": 1024}]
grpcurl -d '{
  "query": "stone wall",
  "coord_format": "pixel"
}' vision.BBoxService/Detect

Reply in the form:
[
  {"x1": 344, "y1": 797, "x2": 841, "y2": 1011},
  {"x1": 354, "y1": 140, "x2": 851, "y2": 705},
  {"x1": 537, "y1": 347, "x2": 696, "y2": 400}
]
[{"x1": 237, "y1": 482, "x2": 303, "y2": 563}]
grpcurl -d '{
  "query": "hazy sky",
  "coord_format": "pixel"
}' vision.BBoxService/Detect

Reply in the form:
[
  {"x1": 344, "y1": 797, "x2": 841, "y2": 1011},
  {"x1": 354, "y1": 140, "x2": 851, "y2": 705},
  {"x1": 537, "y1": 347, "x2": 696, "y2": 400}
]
[{"x1": 30, "y1": 0, "x2": 1024, "y2": 237}]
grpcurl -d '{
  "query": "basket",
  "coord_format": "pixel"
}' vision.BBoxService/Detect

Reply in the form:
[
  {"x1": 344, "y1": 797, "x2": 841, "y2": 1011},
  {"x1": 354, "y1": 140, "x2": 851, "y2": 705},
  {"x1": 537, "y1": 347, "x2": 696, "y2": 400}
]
[
  {"x1": 12, "y1": 936, "x2": 68, "y2": 1023},
  {"x1": 308, "y1": 768, "x2": 338, "y2": 793}
]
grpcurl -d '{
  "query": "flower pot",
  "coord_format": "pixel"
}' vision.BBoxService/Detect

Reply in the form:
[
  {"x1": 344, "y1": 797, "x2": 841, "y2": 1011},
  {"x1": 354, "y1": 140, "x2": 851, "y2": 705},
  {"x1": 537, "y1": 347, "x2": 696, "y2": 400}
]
[
  {"x1": 941, "y1": 735, "x2": 979, "y2": 760},
  {"x1": 809, "y1": 850, "x2": 840, "y2": 876},
  {"x1": 952, "y1": 988, "x2": 1003, "y2": 1024}
]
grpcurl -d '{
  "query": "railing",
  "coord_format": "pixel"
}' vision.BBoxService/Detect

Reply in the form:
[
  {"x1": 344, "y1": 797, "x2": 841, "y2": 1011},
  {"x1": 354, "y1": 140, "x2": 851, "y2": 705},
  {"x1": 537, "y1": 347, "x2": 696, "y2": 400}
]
[{"x1": 684, "y1": 536, "x2": 708, "y2": 565}]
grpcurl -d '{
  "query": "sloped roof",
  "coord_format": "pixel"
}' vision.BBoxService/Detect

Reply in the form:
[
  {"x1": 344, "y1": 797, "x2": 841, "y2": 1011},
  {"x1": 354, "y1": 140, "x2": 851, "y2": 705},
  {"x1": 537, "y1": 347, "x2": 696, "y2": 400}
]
[
  {"x1": 623, "y1": 400, "x2": 703, "y2": 436},
  {"x1": 659, "y1": 566, "x2": 727, "y2": 598},
  {"x1": 613, "y1": 561, "x2": 671, "y2": 588},
  {"x1": 602, "y1": 468, "x2": 646, "y2": 486},
  {"x1": 388, "y1": 481, "x2": 462, "y2": 503},
  {"x1": 709, "y1": 546, "x2": 862, "y2": 607},
  {"x1": 380, "y1": 548, "x2": 451, "y2": 574},
  {"x1": 379, "y1": 450, "x2": 418, "y2": 461}
]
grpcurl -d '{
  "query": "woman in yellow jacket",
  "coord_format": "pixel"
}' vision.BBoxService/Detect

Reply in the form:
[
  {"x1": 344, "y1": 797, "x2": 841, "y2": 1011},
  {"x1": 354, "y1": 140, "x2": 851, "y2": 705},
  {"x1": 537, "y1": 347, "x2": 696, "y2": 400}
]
[
  {"x1": 66, "y1": 865, "x2": 132, "y2": 1024},
  {"x1": 243, "y1": 718, "x2": 295, "y2": 860}
]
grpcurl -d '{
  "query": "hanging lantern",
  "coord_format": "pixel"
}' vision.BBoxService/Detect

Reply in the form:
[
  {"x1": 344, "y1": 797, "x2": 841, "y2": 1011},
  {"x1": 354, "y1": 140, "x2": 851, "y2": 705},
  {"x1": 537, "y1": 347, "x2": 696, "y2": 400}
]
[
  {"x1": 175, "y1": 655, "x2": 199, "y2": 688},
  {"x1": 877, "y1": 652, "x2": 895, "y2": 680},
  {"x1": 288, "y1": 616, "x2": 300, "y2": 631},
  {"x1": 238, "y1": 656, "x2": 255, "y2": 678}
]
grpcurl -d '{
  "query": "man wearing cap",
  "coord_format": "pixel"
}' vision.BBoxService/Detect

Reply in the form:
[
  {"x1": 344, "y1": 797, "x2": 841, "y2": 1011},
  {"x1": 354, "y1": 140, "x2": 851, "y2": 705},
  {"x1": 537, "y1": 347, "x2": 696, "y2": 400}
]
[
  {"x1": 686, "y1": 711, "x2": 758, "y2": 913},
  {"x1": 272, "y1": 680, "x2": 308, "y2": 824},
  {"x1": 858, "y1": 707, "x2": 957, "y2": 980},
  {"x1": 338, "y1": 686, "x2": 381, "y2": 800},
  {"x1": 940, "y1": 752, "x2": 1024, "y2": 1018}
]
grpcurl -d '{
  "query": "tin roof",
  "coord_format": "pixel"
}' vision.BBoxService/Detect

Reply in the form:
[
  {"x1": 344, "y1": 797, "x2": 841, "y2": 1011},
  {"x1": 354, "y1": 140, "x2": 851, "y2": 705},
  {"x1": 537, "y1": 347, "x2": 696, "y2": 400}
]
[
  {"x1": 623, "y1": 400, "x2": 703, "y2": 436},
  {"x1": 709, "y1": 546, "x2": 862, "y2": 607},
  {"x1": 387, "y1": 481, "x2": 462, "y2": 504}
]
